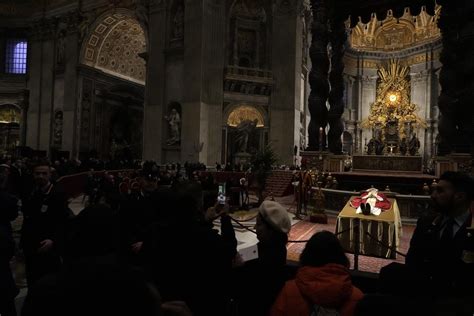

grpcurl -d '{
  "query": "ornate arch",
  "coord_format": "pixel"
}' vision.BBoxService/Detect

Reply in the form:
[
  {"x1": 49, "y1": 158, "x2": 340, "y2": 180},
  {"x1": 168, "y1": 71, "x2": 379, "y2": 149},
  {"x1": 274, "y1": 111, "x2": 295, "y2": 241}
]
[
  {"x1": 81, "y1": 9, "x2": 147, "y2": 84},
  {"x1": 0, "y1": 103, "x2": 22, "y2": 124},
  {"x1": 225, "y1": 105, "x2": 266, "y2": 127}
]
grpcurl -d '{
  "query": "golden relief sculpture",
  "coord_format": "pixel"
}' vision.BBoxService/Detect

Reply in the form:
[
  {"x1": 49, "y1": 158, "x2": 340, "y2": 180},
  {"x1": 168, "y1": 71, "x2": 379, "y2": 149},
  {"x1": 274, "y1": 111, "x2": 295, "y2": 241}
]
[
  {"x1": 362, "y1": 59, "x2": 426, "y2": 139},
  {"x1": 227, "y1": 105, "x2": 264, "y2": 127},
  {"x1": 348, "y1": 4, "x2": 441, "y2": 51}
]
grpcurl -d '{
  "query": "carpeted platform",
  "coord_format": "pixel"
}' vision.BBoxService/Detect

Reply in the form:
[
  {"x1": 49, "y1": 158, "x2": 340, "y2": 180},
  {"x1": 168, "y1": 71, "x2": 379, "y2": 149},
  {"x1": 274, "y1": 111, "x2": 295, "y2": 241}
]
[{"x1": 286, "y1": 217, "x2": 415, "y2": 274}]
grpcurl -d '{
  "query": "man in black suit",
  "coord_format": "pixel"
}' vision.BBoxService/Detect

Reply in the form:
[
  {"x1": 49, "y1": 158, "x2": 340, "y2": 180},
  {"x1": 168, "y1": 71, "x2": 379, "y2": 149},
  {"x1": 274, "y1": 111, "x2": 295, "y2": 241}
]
[
  {"x1": 118, "y1": 168, "x2": 160, "y2": 266},
  {"x1": 380, "y1": 171, "x2": 474, "y2": 306},
  {"x1": 0, "y1": 165, "x2": 20, "y2": 316},
  {"x1": 20, "y1": 161, "x2": 70, "y2": 287},
  {"x1": 405, "y1": 171, "x2": 474, "y2": 294}
]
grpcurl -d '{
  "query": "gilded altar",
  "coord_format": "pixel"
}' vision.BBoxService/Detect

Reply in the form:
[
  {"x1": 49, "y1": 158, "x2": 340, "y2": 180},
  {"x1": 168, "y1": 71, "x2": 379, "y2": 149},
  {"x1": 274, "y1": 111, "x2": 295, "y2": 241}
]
[{"x1": 362, "y1": 59, "x2": 426, "y2": 156}]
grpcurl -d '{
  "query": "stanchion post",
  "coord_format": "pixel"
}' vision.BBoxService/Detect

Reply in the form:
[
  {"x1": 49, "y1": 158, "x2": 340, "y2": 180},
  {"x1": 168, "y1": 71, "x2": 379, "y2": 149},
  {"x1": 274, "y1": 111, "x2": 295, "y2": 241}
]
[{"x1": 353, "y1": 218, "x2": 360, "y2": 271}]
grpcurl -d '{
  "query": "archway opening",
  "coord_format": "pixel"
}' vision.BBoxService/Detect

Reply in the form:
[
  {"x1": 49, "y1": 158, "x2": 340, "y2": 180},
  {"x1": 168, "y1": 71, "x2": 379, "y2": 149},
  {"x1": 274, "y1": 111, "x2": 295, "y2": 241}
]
[{"x1": 0, "y1": 104, "x2": 21, "y2": 155}]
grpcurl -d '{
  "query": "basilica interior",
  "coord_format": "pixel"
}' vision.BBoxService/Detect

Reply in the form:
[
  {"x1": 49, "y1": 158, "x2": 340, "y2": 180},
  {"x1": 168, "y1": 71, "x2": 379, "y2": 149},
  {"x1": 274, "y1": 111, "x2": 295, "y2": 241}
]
[
  {"x1": 0, "y1": 0, "x2": 472, "y2": 170},
  {"x1": 0, "y1": 0, "x2": 474, "y2": 315}
]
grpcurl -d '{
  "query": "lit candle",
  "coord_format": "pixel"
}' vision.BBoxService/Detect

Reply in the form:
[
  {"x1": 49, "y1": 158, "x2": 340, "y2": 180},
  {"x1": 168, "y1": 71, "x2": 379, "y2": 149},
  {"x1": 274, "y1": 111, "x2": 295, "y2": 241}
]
[{"x1": 319, "y1": 127, "x2": 323, "y2": 143}]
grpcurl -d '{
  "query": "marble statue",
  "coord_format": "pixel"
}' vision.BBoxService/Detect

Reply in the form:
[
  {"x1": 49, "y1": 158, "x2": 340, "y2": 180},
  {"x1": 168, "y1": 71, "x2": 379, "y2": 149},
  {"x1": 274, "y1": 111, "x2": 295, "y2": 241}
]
[
  {"x1": 172, "y1": 5, "x2": 184, "y2": 39},
  {"x1": 367, "y1": 136, "x2": 384, "y2": 155},
  {"x1": 409, "y1": 133, "x2": 420, "y2": 156},
  {"x1": 165, "y1": 108, "x2": 181, "y2": 145}
]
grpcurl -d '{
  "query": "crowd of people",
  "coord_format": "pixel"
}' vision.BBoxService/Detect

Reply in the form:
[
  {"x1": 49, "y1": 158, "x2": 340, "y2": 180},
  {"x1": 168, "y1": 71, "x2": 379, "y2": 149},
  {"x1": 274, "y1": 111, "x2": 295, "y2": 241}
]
[{"x1": 0, "y1": 155, "x2": 473, "y2": 316}]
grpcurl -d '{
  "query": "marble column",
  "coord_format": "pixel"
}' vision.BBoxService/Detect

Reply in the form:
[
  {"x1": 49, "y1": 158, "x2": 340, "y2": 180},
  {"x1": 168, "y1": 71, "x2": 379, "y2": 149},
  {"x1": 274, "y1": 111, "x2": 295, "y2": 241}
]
[
  {"x1": 270, "y1": 0, "x2": 302, "y2": 164},
  {"x1": 142, "y1": 1, "x2": 167, "y2": 162},
  {"x1": 26, "y1": 20, "x2": 56, "y2": 152},
  {"x1": 181, "y1": 0, "x2": 225, "y2": 164},
  {"x1": 62, "y1": 26, "x2": 80, "y2": 158},
  {"x1": 20, "y1": 91, "x2": 29, "y2": 146}
]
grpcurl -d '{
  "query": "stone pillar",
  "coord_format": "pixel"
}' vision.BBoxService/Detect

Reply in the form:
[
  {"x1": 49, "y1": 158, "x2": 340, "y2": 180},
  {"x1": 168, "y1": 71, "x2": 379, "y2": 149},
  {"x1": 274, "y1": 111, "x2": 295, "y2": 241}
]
[
  {"x1": 26, "y1": 20, "x2": 56, "y2": 152},
  {"x1": 270, "y1": 0, "x2": 302, "y2": 164},
  {"x1": 308, "y1": 0, "x2": 329, "y2": 150},
  {"x1": 200, "y1": 0, "x2": 225, "y2": 164},
  {"x1": 20, "y1": 90, "x2": 29, "y2": 147},
  {"x1": 437, "y1": 0, "x2": 474, "y2": 155},
  {"x1": 26, "y1": 30, "x2": 42, "y2": 149},
  {"x1": 352, "y1": 70, "x2": 362, "y2": 153},
  {"x1": 360, "y1": 73, "x2": 377, "y2": 152},
  {"x1": 410, "y1": 69, "x2": 428, "y2": 159},
  {"x1": 62, "y1": 23, "x2": 80, "y2": 158},
  {"x1": 327, "y1": 17, "x2": 347, "y2": 154},
  {"x1": 142, "y1": 1, "x2": 167, "y2": 162},
  {"x1": 181, "y1": 0, "x2": 225, "y2": 165}
]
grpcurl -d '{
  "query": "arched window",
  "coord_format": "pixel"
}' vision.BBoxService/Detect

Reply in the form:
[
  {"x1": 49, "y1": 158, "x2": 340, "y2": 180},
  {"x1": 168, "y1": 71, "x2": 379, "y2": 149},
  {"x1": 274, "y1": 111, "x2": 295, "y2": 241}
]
[{"x1": 5, "y1": 39, "x2": 28, "y2": 74}]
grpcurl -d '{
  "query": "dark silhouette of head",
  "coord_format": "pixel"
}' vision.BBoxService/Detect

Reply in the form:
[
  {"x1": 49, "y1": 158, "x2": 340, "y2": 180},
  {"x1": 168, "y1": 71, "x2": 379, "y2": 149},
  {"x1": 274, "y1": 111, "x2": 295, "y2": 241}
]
[
  {"x1": 300, "y1": 231, "x2": 349, "y2": 267},
  {"x1": 432, "y1": 171, "x2": 474, "y2": 216}
]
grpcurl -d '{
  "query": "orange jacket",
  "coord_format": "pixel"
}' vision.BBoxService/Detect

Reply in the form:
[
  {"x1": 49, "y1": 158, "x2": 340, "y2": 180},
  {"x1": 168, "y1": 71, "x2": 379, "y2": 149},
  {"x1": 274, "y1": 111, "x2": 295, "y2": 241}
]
[{"x1": 270, "y1": 264, "x2": 363, "y2": 316}]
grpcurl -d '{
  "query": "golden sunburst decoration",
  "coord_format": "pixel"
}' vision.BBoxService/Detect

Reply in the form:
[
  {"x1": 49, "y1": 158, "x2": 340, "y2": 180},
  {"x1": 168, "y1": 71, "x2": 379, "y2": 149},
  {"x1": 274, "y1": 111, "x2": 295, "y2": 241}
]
[{"x1": 363, "y1": 59, "x2": 426, "y2": 139}]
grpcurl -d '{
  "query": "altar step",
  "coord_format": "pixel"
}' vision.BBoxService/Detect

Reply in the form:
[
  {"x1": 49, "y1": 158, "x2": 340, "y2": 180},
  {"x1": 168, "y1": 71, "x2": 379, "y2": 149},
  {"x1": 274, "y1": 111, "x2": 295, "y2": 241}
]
[{"x1": 265, "y1": 170, "x2": 294, "y2": 197}]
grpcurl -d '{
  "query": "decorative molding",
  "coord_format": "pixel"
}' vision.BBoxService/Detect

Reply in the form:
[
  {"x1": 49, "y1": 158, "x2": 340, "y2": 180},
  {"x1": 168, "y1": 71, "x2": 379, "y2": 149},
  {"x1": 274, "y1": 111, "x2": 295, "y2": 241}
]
[
  {"x1": 348, "y1": 4, "x2": 441, "y2": 52},
  {"x1": 224, "y1": 66, "x2": 273, "y2": 96},
  {"x1": 344, "y1": 43, "x2": 442, "y2": 70}
]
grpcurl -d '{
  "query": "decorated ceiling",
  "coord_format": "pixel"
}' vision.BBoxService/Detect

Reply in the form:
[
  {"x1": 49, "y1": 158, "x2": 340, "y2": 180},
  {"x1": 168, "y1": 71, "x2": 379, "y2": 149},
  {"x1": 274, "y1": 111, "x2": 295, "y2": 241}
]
[{"x1": 82, "y1": 13, "x2": 146, "y2": 84}]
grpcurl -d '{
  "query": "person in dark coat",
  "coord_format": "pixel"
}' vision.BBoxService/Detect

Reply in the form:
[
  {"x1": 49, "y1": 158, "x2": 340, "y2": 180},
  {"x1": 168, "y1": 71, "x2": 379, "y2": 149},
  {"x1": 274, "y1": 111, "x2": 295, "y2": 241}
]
[
  {"x1": 232, "y1": 200, "x2": 292, "y2": 316},
  {"x1": 118, "y1": 169, "x2": 160, "y2": 266},
  {"x1": 380, "y1": 171, "x2": 474, "y2": 308},
  {"x1": 0, "y1": 165, "x2": 20, "y2": 316},
  {"x1": 22, "y1": 203, "x2": 185, "y2": 316},
  {"x1": 143, "y1": 187, "x2": 237, "y2": 316},
  {"x1": 20, "y1": 161, "x2": 70, "y2": 287}
]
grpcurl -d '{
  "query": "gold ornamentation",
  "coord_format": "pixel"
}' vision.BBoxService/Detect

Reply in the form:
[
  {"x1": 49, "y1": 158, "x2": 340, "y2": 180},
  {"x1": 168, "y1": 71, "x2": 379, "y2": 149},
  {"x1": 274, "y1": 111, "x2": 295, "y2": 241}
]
[
  {"x1": 362, "y1": 59, "x2": 426, "y2": 137},
  {"x1": 0, "y1": 105, "x2": 21, "y2": 124},
  {"x1": 348, "y1": 5, "x2": 441, "y2": 51},
  {"x1": 227, "y1": 105, "x2": 264, "y2": 127},
  {"x1": 82, "y1": 14, "x2": 146, "y2": 84}
]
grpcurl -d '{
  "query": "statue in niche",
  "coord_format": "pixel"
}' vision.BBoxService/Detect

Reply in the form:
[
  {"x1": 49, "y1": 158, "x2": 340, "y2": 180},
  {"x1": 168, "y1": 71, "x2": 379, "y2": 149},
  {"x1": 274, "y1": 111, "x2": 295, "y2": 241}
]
[
  {"x1": 408, "y1": 133, "x2": 420, "y2": 156},
  {"x1": 299, "y1": 127, "x2": 306, "y2": 151},
  {"x1": 235, "y1": 119, "x2": 258, "y2": 153},
  {"x1": 53, "y1": 110, "x2": 63, "y2": 147},
  {"x1": 56, "y1": 31, "x2": 66, "y2": 66},
  {"x1": 172, "y1": 4, "x2": 184, "y2": 40},
  {"x1": 165, "y1": 108, "x2": 181, "y2": 146}
]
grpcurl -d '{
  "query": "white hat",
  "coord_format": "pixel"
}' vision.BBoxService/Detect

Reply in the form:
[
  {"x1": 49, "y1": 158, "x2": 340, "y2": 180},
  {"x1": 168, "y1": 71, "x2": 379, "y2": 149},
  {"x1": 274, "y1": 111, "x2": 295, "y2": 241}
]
[{"x1": 259, "y1": 200, "x2": 291, "y2": 234}]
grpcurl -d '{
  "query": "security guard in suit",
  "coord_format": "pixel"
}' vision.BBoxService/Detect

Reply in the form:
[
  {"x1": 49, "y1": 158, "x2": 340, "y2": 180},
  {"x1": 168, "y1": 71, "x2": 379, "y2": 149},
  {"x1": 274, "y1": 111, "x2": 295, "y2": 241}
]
[
  {"x1": 118, "y1": 168, "x2": 160, "y2": 266},
  {"x1": 20, "y1": 161, "x2": 70, "y2": 286},
  {"x1": 380, "y1": 171, "x2": 474, "y2": 307},
  {"x1": 405, "y1": 171, "x2": 474, "y2": 295}
]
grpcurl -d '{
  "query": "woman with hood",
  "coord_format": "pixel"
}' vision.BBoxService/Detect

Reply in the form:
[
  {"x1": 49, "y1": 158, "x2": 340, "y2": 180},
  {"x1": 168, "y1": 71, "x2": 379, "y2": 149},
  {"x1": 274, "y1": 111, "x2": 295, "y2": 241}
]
[{"x1": 270, "y1": 231, "x2": 363, "y2": 316}]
